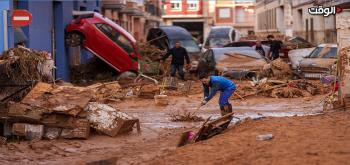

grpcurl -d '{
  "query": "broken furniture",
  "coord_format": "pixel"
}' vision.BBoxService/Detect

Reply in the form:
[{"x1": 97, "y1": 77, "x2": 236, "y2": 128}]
[{"x1": 177, "y1": 112, "x2": 234, "y2": 147}]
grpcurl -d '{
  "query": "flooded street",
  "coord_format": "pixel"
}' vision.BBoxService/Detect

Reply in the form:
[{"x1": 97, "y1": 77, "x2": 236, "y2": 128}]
[
  {"x1": 117, "y1": 93, "x2": 325, "y2": 130},
  {"x1": 0, "y1": 81, "x2": 329, "y2": 165}
]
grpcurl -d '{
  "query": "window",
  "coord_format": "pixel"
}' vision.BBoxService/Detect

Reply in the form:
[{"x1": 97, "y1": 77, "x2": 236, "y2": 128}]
[
  {"x1": 95, "y1": 23, "x2": 135, "y2": 54},
  {"x1": 235, "y1": 7, "x2": 245, "y2": 23},
  {"x1": 309, "y1": 47, "x2": 338, "y2": 58},
  {"x1": 170, "y1": 0, "x2": 181, "y2": 11},
  {"x1": 219, "y1": 8, "x2": 231, "y2": 18},
  {"x1": 170, "y1": 40, "x2": 200, "y2": 53},
  {"x1": 187, "y1": 0, "x2": 199, "y2": 11}
]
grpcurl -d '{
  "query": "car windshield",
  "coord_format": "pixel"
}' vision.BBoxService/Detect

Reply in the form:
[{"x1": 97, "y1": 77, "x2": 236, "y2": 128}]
[
  {"x1": 170, "y1": 40, "x2": 200, "y2": 53},
  {"x1": 95, "y1": 23, "x2": 135, "y2": 54},
  {"x1": 309, "y1": 46, "x2": 337, "y2": 58},
  {"x1": 209, "y1": 38, "x2": 231, "y2": 48}
]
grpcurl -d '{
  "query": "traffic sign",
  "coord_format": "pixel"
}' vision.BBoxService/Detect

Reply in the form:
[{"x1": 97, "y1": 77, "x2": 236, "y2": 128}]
[{"x1": 11, "y1": 10, "x2": 32, "y2": 27}]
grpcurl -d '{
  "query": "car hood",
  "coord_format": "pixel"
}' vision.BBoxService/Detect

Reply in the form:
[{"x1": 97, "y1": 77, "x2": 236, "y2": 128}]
[
  {"x1": 216, "y1": 53, "x2": 267, "y2": 72},
  {"x1": 288, "y1": 47, "x2": 315, "y2": 69},
  {"x1": 299, "y1": 58, "x2": 337, "y2": 69}
]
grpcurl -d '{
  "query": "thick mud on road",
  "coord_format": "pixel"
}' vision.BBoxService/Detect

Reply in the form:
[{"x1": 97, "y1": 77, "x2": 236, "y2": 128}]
[{"x1": 0, "y1": 86, "x2": 326, "y2": 165}]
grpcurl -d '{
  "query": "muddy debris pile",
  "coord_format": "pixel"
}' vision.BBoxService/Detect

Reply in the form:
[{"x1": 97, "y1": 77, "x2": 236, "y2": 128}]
[
  {"x1": 70, "y1": 57, "x2": 118, "y2": 85},
  {"x1": 89, "y1": 81, "x2": 140, "y2": 102},
  {"x1": 0, "y1": 47, "x2": 54, "y2": 84},
  {"x1": 270, "y1": 58, "x2": 292, "y2": 79},
  {"x1": 337, "y1": 46, "x2": 350, "y2": 79},
  {"x1": 0, "y1": 47, "x2": 54, "y2": 101},
  {"x1": 138, "y1": 43, "x2": 167, "y2": 75},
  {"x1": 138, "y1": 43, "x2": 166, "y2": 62},
  {"x1": 235, "y1": 79, "x2": 327, "y2": 99},
  {"x1": 169, "y1": 110, "x2": 204, "y2": 122},
  {"x1": 1, "y1": 82, "x2": 140, "y2": 141}
]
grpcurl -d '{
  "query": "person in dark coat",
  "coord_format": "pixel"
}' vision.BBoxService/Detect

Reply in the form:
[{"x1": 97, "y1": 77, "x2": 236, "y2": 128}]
[
  {"x1": 161, "y1": 41, "x2": 190, "y2": 80},
  {"x1": 267, "y1": 35, "x2": 282, "y2": 60}
]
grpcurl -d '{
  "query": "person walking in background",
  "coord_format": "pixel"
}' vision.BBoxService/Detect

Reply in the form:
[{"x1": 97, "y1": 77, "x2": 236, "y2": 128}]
[
  {"x1": 267, "y1": 35, "x2": 282, "y2": 60},
  {"x1": 161, "y1": 41, "x2": 190, "y2": 81}
]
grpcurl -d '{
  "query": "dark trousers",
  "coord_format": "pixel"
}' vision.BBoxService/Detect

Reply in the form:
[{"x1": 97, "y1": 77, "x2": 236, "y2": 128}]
[
  {"x1": 171, "y1": 64, "x2": 184, "y2": 79},
  {"x1": 271, "y1": 51, "x2": 279, "y2": 60}
]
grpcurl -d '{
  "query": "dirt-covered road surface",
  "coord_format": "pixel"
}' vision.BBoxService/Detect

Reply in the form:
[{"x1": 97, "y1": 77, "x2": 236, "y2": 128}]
[
  {"x1": 0, "y1": 80, "x2": 349, "y2": 165},
  {"x1": 148, "y1": 110, "x2": 350, "y2": 165}
]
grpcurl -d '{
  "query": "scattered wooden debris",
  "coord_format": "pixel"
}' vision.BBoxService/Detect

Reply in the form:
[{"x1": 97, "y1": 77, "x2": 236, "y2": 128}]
[
  {"x1": 169, "y1": 110, "x2": 204, "y2": 122},
  {"x1": 177, "y1": 112, "x2": 234, "y2": 147},
  {"x1": 236, "y1": 79, "x2": 326, "y2": 99}
]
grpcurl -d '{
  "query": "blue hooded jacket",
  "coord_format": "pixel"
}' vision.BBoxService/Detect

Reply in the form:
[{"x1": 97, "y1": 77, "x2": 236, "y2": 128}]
[{"x1": 203, "y1": 76, "x2": 236, "y2": 102}]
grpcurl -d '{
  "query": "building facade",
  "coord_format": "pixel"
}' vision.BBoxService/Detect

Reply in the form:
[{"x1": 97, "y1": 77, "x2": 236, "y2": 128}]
[
  {"x1": 213, "y1": 0, "x2": 255, "y2": 36},
  {"x1": 255, "y1": 0, "x2": 349, "y2": 44},
  {"x1": 102, "y1": 0, "x2": 162, "y2": 42},
  {"x1": 162, "y1": 0, "x2": 255, "y2": 43},
  {"x1": 162, "y1": 0, "x2": 206, "y2": 43},
  {"x1": 0, "y1": 0, "x2": 101, "y2": 81}
]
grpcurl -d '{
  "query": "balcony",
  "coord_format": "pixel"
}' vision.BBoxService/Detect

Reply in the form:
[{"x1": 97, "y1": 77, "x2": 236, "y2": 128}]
[
  {"x1": 120, "y1": 1, "x2": 144, "y2": 16},
  {"x1": 102, "y1": 0, "x2": 127, "y2": 10}
]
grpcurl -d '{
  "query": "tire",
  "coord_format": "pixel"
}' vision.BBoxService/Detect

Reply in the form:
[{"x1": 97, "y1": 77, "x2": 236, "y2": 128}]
[
  {"x1": 65, "y1": 32, "x2": 83, "y2": 47},
  {"x1": 117, "y1": 71, "x2": 137, "y2": 80}
]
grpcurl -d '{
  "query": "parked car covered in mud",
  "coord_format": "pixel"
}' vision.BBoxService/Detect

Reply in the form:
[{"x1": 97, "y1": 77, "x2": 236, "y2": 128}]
[
  {"x1": 291, "y1": 44, "x2": 338, "y2": 79},
  {"x1": 223, "y1": 40, "x2": 270, "y2": 56},
  {"x1": 65, "y1": 11, "x2": 139, "y2": 75},
  {"x1": 202, "y1": 26, "x2": 240, "y2": 52},
  {"x1": 196, "y1": 47, "x2": 268, "y2": 80},
  {"x1": 224, "y1": 37, "x2": 313, "y2": 59},
  {"x1": 147, "y1": 26, "x2": 201, "y2": 59}
]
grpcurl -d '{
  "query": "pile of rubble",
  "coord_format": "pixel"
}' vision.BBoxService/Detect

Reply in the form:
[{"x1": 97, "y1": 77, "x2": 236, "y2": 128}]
[
  {"x1": 270, "y1": 58, "x2": 292, "y2": 79},
  {"x1": 2, "y1": 82, "x2": 140, "y2": 141},
  {"x1": 138, "y1": 43, "x2": 166, "y2": 62},
  {"x1": 169, "y1": 110, "x2": 204, "y2": 122},
  {"x1": 70, "y1": 57, "x2": 118, "y2": 85},
  {"x1": 235, "y1": 79, "x2": 327, "y2": 99},
  {"x1": 0, "y1": 47, "x2": 54, "y2": 101},
  {"x1": 0, "y1": 47, "x2": 54, "y2": 84},
  {"x1": 138, "y1": 43, "x2": 167, "y2": 75}
]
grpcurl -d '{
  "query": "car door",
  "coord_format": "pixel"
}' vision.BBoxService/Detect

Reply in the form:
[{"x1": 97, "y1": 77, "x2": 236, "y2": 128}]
[{"x1": 93, "y1": 23, "x2": 132, "y2": 72}]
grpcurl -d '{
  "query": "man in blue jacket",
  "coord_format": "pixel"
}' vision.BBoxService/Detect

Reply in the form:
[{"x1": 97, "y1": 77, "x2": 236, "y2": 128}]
[{"x1": 200, "y1": 74, "x2": 236, "y2": 116}]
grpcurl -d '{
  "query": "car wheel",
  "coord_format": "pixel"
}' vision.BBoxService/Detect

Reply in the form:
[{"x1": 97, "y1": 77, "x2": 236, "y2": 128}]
[
  {"x1": 65, "y1": 32, "x2": 83, "y2": 47},
  {"x1": 117, "y1": 71, "x2": 137, "y2": 80}
]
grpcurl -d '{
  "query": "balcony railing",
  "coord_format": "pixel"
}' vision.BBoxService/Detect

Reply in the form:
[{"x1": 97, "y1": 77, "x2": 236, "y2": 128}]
[{"x1": 102, "y1": 0, "x2": 127, "y2": 9}]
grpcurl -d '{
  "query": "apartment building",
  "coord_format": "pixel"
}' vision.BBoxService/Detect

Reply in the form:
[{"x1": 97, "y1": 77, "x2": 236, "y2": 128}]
[
  {"x1": 256, "y1": 0, "x2": 349, "y2": 44},
  {"x1": 162, "y1": 0, "x2": 255, "y2": 43},
  {"x1": 214, "y1": 0, "x2": 255, "y2": 36},
  {"x1": 162, "y1": 0, "x2": 207, "y2": 43},
  {"x1": 102, "y1": 0, "x2": 162, "y2": 42}
]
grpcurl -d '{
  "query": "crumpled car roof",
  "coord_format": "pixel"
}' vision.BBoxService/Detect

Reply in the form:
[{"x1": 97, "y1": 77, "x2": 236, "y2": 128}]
[
  {"x1": 158, "y1": 26, "x2": 193, "y2": 40},
  {"x1": 212, "y1": 47, "x2": 266, "y2": 60}
]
